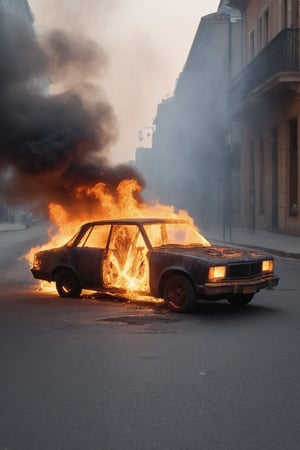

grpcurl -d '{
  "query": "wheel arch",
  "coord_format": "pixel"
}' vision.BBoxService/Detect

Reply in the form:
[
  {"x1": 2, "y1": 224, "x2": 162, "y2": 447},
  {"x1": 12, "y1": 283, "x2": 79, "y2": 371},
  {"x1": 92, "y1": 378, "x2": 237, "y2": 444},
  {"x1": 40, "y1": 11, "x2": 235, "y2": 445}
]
[
  {"x1": 158, "y1": 268, "x2": 195, "y2": 298},
  {"x1": 51, "y1": 265, "x2": 81, "y2": 286}
]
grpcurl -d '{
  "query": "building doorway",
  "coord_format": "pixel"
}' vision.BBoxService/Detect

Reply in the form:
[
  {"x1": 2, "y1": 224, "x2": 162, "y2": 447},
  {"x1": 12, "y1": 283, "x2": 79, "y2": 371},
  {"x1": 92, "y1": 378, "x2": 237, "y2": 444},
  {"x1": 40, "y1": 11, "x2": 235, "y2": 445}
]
[
  {"x1": 271, "y1": 127, "x2": 279, "y2": 231},
  {"x1": 249, "y1": 141, "x2": 256, "y2": 231}
]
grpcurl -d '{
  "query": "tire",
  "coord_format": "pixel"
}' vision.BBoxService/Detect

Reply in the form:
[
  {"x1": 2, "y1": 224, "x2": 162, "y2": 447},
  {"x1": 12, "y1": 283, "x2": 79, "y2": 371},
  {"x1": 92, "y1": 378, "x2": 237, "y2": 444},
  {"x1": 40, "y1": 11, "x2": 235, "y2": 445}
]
[
  {"x1": 163, "y1": 274, "x2": 198, "y2": 313},
  {"x1": 55, "y1": 268, "x2": 82, "y2": 298},
  {"x1": 227, "y1": 293, "x2": 254, "y2": 306}
]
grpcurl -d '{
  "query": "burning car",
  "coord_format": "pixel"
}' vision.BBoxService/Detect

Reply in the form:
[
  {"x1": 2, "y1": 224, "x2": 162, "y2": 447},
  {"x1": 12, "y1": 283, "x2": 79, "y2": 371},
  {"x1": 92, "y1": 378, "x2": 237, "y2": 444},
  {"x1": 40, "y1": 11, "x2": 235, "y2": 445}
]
[{"x1": 31, "y1": 218, "x2": 279, "y2": 312}]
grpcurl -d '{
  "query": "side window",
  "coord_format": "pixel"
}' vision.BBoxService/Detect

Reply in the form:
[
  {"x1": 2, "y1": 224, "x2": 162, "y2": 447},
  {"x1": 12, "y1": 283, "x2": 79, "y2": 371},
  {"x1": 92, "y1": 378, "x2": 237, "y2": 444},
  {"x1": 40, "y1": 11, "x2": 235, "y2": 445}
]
[
  {"x1": 143, "y1": 224, "x2": 163, "y2": 247},
  {"x1": 77, "y1": 225, "x2": 110, "y2": 248}
]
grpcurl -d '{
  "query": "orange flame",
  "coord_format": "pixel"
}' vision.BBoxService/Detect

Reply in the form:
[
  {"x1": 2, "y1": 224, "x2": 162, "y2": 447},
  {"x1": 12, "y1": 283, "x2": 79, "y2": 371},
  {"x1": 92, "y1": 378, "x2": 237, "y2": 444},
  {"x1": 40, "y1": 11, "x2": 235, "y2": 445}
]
[{"x1": 28, "y1": 178, "x2": 196, "y2": 297}]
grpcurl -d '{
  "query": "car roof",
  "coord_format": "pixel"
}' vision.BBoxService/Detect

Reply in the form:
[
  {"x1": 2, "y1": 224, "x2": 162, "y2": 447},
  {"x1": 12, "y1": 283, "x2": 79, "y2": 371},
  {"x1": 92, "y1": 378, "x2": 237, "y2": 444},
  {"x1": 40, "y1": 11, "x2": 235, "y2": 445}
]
[{"x1": 81, "y1": 218, "x2": 187, "y2": 227}]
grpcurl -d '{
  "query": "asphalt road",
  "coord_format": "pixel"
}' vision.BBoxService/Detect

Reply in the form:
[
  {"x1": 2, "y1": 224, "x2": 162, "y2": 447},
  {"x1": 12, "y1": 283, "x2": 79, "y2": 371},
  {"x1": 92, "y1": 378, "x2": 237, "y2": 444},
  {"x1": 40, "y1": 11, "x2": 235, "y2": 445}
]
[{"x1": 0, "y1": 224, "x2": 300, "y2": 450}]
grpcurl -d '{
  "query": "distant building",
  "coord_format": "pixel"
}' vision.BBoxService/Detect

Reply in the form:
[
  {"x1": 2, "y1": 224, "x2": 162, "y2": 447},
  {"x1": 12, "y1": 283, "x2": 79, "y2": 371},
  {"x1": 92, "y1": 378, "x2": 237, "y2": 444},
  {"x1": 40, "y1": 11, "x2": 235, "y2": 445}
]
[
  {"x1": 137, "y1": 1, "x2": 241, "y2": 232},
  {"x1": 0, "y1": 0, "x2": 33, "y2": 23}
]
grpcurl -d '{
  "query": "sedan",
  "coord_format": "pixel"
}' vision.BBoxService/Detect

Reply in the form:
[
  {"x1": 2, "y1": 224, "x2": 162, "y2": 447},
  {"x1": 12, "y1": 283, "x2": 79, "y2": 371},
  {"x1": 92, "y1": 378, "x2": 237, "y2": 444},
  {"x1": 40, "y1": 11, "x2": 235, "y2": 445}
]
[{"x1": 31, "y1": 218, "x2": 279, "y2": 312}]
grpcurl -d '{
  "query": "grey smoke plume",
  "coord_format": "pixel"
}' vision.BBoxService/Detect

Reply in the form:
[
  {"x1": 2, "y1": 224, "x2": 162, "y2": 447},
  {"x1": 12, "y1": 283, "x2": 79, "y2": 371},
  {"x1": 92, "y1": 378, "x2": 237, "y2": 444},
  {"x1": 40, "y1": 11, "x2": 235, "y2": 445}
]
[{"x1": 0, "y1": 15, "x2": 143, "y2": 216}]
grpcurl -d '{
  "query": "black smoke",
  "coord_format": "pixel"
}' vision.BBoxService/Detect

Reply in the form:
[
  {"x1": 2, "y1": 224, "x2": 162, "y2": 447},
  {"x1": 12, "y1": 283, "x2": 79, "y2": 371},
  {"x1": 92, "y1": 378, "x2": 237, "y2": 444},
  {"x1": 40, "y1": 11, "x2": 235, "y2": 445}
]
[{"x1": 0, "y1": 14, "x2": 144, "y2": 217}]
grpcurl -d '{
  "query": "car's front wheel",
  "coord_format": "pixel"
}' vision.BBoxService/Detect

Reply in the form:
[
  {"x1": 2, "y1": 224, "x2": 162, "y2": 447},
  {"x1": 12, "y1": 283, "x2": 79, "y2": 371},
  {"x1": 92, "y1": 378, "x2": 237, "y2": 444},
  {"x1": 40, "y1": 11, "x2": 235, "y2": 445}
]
[
  {"x1": 163, "y1": 274, "x2": 198, "y2": 313},
  {"x1": 227, "y1": 293, "x2": 254, "y2": 306},
  {"x1": 55, "y1": 268, "x2": 82, "y2": 298}
]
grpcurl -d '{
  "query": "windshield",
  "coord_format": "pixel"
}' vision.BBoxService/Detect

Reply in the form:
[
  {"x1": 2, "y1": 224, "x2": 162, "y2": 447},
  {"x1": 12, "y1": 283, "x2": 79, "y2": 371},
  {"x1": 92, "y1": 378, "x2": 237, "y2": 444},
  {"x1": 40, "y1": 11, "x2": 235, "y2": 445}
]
[{"x1": 144, "y1": 222, "x2": 211, "y2": 248}]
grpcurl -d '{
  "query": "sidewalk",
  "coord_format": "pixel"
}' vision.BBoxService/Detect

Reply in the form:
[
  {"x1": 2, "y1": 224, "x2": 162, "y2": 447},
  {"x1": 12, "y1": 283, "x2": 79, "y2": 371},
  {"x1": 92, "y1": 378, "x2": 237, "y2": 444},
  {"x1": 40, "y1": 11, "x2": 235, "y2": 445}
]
[
  {"x1": 205, "y1": 226, "x2": 300, "y2": 259},
  {"x1": 0, "y1": 222, "x2": 26, "y2": 232}
]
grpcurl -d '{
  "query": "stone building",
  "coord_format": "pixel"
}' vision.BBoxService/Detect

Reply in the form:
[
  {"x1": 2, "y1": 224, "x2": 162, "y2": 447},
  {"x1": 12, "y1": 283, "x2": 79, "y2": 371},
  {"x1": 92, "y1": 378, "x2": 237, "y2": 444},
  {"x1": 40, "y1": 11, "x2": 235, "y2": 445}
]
[{"x1": 229, "y1": 0, "x2": 300, "y2": 235}]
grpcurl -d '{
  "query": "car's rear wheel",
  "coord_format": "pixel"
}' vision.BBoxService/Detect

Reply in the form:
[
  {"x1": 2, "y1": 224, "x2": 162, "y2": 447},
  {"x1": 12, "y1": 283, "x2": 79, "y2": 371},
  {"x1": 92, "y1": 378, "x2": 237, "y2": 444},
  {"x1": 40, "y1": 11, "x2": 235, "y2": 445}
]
[
  {"x1": 55, "y1": 268, "x2": 82, "y2": 298},
  {"x1": 227, "y1": 293, "x2": 254, "y2": 306},
  {"x1": 163, "y1": 274, "x2": 198, "y2": 313}
]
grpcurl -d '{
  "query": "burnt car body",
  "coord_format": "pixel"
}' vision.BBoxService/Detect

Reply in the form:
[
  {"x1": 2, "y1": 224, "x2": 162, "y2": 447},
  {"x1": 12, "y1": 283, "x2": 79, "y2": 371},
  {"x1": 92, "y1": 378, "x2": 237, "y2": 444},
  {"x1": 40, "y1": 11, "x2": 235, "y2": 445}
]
[{"x1": 31, "y1": 218, "x2": 279, "y2": 312}]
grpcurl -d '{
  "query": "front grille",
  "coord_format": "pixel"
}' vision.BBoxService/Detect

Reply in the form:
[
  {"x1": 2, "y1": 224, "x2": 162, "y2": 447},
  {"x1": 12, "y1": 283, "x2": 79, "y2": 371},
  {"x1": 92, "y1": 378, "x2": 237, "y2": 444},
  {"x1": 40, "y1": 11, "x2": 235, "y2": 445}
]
[{"x1": 228, "y1": 262, "x2": 262, "y2": 279}]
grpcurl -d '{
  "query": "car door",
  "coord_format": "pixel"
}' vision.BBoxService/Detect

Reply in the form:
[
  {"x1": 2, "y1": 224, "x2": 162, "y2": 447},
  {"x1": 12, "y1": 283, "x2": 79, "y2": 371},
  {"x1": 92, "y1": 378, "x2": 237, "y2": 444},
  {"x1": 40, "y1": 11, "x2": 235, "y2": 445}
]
[
  {"x1": 102, "y1": 224, "x2": 150, "y2": 293},
  {"x1": 70, "y1": 224, "x2": 111, "y2": 289}
]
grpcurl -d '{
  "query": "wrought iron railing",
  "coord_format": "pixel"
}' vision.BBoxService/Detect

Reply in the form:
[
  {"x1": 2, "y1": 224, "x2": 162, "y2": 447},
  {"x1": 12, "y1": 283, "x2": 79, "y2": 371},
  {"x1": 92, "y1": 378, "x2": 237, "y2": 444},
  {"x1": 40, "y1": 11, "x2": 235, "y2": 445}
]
[{"x1": 230, "y1": 28, "x2": 300, "y2": 109}]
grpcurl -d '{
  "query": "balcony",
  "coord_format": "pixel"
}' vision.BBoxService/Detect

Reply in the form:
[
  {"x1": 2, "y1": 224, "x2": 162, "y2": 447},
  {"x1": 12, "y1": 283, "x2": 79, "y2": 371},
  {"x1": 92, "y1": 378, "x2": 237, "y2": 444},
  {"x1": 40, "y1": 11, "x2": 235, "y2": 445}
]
[{"x1": 230, "y1": 28, "x2": 300, "y2": 113}]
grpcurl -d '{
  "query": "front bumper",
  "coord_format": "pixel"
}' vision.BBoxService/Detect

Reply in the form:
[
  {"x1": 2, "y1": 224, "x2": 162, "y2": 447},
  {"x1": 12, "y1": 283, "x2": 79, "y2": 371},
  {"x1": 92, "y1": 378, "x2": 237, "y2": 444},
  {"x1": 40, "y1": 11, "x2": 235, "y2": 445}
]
[
  {"x1": 31, "y1": 268, "x2": 52, "y2": 282},
  {"x1": 202, "y1": 274, "x2": 280, "y2": 297}
]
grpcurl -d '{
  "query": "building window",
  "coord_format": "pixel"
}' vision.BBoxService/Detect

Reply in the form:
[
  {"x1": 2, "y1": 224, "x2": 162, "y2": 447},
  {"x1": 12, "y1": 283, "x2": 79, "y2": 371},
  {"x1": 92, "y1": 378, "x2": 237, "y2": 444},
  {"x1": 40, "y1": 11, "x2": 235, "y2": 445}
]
[
  {"x1": 249, "y1": 31, "x2": 255, "y2": 59},
  {"x1": 282, "y1": 0, "x2": 288, "y2": 28},
  {"x1": 289, "y1": 118, "x2": 298, "y2": 216},
  {"x1": 258, "y1": 17, "x2": 263, "y2": 50},
  {"x1": 291, "y1": 0, "x2": 299, "y2": 28},
  {"x1": 264, "y1": 8, "x2": 269, "y2": 45},
  {"x1": 259, "y1": 137, "x2": 265, "y2": 214}
]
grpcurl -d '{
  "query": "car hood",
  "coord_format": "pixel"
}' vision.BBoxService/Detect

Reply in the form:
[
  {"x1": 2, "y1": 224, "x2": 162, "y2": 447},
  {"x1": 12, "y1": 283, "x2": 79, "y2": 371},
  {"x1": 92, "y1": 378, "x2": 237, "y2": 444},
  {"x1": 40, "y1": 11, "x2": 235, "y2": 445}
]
[{"x1": 153, "y1": 245, "x2": 270, "y2": 263}]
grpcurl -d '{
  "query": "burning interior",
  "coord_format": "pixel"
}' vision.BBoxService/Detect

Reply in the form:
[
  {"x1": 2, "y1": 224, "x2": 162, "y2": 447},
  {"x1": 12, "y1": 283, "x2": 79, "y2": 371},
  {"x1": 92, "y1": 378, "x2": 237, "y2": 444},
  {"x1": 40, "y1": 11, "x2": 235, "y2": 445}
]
[{"x1": 29, "y1": 179, "x2": 199, "y2": 296}]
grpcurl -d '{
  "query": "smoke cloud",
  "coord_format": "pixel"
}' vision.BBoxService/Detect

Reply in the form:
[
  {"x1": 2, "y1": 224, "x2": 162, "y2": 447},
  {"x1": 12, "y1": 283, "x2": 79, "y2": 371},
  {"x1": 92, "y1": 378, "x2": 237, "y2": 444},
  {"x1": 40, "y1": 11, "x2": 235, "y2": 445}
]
[{"x1": 0, "y1": 14, "x2": 144, "y2": 217}]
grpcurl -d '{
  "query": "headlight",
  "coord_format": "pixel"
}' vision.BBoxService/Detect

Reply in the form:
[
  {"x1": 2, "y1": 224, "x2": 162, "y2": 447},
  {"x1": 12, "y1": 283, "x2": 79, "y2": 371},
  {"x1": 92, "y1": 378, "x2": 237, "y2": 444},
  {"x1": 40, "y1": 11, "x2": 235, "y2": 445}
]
[
  {"x1": 208, "y1": 265, "x2": 227, "y2": 282},
  {"x1": 262, "y1": 259, "x2": 274, "y2": 273}
]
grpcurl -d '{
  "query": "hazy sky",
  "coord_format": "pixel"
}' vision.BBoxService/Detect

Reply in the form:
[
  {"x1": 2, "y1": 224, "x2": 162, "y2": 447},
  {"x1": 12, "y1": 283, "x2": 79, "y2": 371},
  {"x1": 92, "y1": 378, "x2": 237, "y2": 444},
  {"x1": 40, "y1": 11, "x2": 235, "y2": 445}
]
[{"x1": 29, "y1": 0, "x2": 220, "y2": 163}]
